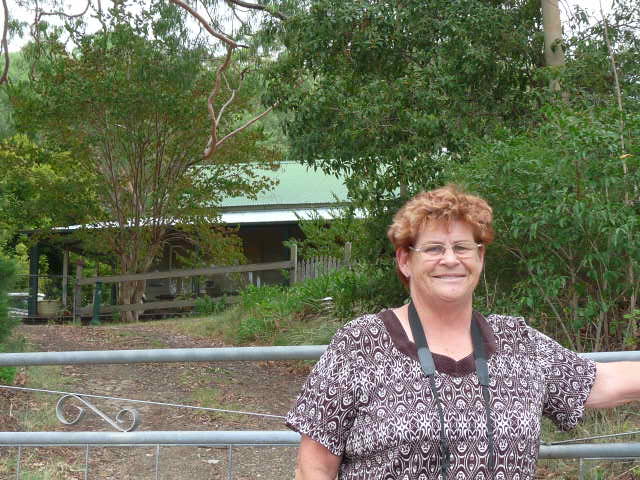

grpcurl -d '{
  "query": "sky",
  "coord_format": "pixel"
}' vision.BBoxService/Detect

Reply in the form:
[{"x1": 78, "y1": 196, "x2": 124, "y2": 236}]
[{"x1": 4, "y1": 0, "x2": 616, "y2": 53}]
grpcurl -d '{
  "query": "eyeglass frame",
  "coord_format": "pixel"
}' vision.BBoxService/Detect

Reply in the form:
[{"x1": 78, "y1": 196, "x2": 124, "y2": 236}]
[{"x1": 408, "y1": 241, "x2": 483, "y2": 259}]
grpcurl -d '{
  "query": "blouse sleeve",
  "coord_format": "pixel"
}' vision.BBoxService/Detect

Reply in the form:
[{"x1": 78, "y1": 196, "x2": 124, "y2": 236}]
[
  {"x1": 528, "y1": 327, "x2": 597, "y2": 430},
  {"x1": 285, "y1": 324, "x2": 363, "y2": 456}
]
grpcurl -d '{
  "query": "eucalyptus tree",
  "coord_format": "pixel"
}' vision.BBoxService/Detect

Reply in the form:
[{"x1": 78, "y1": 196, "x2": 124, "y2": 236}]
[{"x1": 448, "y1": 2, "x2": 640, "y2": 350}]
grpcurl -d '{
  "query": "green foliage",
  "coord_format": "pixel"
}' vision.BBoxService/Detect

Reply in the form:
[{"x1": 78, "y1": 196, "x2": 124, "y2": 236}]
[
  {"x1": 223, "y1": 264, "x2": 406, "y2": 345},
  {"x1": 450, "y1": 105, "x2": 639, "y2": 351},
  {"x1": 0, "y1": 134, "x2": 97, "y2": 243},
  {"x1": 0, "y1": 52, "x2": 30, "y2": 140},
  {"x1": 194, "y1": 295, "x2": 228, "y2": 315},
  {"x1": 0, "y1": 254, "x2": 18, "y2": 383},
  {"x1": 269, "y1": 0, "x2": 545, "y2": 200},
  {"x1": 288, "y1": 209, "x2": 364, "y2": 260}
]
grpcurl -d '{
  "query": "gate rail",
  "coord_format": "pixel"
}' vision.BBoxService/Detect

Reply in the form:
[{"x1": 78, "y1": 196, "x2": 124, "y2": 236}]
[{"x1": 1, "y1": 346, "x2": 639, "y2": 478}]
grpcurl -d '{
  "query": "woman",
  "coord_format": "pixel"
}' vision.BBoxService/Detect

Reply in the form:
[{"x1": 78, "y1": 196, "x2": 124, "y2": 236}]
[{"x1": 286, "y1": 185, "x2": 640, "y2": 479}]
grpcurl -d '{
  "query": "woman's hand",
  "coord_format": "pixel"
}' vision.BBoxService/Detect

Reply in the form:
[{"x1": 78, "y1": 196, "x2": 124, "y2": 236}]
[
  {"x1": 586, "y1": 362, "x2": 640, "y2": 408},
  {"x1": 295, "y1": 434, "x2": 342, "y2": 480}
]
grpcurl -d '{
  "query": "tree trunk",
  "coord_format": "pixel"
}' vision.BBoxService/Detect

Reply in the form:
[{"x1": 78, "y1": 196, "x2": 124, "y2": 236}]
[
  {"x1": 118, "y1": 279, "x2": 146, "y2": 322},
  {"x1": 541, "y1": 0, "x2": 565, "y2": 92}
]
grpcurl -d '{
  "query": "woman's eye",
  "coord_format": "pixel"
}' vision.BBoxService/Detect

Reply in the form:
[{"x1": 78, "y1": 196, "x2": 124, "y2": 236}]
[{"x1": 423, "y1": 245, "x2": 444, "y2": 255}]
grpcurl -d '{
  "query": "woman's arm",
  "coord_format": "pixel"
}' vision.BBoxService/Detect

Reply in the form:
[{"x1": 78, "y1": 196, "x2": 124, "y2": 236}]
[
  {"x1": 586, "y1": 362, "x2": 640, "y2": 409},
  {"x1": 295, "y1": 434, "x2": 342, "y2": 480}
]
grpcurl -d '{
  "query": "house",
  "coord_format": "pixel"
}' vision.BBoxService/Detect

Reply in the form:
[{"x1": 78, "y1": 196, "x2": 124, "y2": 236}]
[{"x1": 23, "y1": 162, "x2": 350, "y2": 316}]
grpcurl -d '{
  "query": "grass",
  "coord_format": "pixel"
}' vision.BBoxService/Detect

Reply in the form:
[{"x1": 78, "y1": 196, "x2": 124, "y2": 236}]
[{"x1": 538, "y1": 408, "x2": 640, "y2": 478}]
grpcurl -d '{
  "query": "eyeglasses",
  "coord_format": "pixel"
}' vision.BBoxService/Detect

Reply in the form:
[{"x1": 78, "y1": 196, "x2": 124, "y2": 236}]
[{"x1": 409, "y1": 241, "x2": 483, "y2": 260}]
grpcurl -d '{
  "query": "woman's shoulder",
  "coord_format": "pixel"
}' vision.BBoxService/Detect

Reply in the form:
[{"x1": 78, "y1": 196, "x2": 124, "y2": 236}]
[
  {"x1": 334, "y1": 312, "x2": 387, "y2": 336},
  {"x1": 326, "y1": 312, "x2": 391, "y2": 359},
  {"x1": 483, "y1": 313, "x2": 538, "y2": 352}
]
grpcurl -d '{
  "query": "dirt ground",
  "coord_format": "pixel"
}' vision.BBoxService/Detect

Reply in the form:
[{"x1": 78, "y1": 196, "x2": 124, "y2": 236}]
[{"x1": 0, "y1": 320, "x2": 311, "y2": 479}]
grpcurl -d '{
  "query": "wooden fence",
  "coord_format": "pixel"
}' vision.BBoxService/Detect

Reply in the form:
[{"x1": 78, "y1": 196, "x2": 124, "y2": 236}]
[
  {"x1": 73, "y1": 243, "x2": 352, "y2": 320},
  {"x1": 295, "y1": 243, "x2": 352, "y2": 283}
]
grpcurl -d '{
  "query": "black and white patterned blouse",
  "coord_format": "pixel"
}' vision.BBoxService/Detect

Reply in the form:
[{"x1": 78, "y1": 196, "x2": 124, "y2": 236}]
[{"x1": 286, "y1": 310, "x2": 597, "y2": 479}]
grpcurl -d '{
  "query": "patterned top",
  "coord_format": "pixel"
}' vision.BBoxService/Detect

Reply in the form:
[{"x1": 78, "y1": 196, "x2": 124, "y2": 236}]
[{"x1": 286, "y1": 310, "x2": 597, "y2": 479}]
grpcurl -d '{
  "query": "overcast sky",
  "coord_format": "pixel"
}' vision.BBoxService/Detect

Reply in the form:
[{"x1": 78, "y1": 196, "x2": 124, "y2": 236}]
[{"x1": 5, "y1": 0, "x2": 615, "y2": 53}]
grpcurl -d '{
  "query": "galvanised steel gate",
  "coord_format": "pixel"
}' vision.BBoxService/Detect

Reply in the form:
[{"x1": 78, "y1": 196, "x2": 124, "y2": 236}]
[{"x1": 1, "y1": 346, "x2": 639, "y2": 479}]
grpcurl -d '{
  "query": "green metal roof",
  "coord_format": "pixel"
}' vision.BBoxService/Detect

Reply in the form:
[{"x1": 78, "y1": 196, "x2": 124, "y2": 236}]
[{"x1": 221, "y1": 162, "x2": 349, "y2": 209}]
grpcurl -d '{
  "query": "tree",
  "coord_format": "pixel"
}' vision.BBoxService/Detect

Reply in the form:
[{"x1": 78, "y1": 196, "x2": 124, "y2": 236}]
[
  {"x1": 265, "y1": 0, "x2": 547, "y2": 261},
  {"x1": 541, "y1": 0, "x2": 565, "y2": 92},
  {"x1": 1, "y1": 0, "x2": 290, "y2": 157},
  {"x1": 0, "y1": 134, "x2": 97, "y2": 243},
  {"x1": 447, "y1": 2, "x2": 640, "y2": 350},
  {"x1": 8, "y1": 14, "x2": 279, "y2": 320}
]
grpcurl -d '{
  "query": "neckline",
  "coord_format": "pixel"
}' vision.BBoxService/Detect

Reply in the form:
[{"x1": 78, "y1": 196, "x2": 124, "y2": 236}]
[{"x1": 379, "y1": 309, "x2": 497, "y2": 377}]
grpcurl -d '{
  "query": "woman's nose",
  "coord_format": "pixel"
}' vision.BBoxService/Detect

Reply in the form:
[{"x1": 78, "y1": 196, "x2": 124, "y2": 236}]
[{"x1": 440, "y1": 246, "x2": 460, "y2": 264}]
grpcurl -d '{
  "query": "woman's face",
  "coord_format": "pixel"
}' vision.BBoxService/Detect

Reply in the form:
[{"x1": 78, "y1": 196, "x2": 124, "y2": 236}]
[{"x1": 397, "y1": 220, "x2": 484, "y2": 308}]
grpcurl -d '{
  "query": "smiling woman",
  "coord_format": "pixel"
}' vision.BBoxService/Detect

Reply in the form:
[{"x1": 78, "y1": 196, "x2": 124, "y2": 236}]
[{"x1": 285, "y1": 185, "x2": 640, "y2": 480}]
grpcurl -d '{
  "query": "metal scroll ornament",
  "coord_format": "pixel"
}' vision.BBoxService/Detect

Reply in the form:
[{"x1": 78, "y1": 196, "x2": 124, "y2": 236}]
[{"x1": 56, "y1": 394, "x2": 140, "y2": 432}]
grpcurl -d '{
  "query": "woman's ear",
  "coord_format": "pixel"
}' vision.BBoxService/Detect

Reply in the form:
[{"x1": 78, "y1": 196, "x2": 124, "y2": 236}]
[{"x1": 396, "y1": 247, "x2": 410, "y2": 278}]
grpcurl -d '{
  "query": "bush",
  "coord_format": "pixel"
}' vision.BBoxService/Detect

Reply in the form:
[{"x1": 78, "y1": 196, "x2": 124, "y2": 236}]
[
  {"x1": 0, "y1": 255, "x2": 18, "y2": 345},
  {"x1": 449, "y1": 106, "x2": 640, "y2": 351},
  {"x1": 0, "y1": 255, "x2": 18, "y2": 383},
  {"x1": 194, "y1": 295, "x2": 228, "y2": 316},
  {"x1": 227, "y1": 264, "x2": 408, "y2": 345}
]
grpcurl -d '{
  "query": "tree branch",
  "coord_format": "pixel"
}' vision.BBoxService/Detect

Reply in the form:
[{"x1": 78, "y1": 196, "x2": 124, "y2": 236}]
[
  {"x1": 204, "y1": 46, "x2": 235, "y2": 157},
  {"x1": 212, "y1": 102, "x2": 277, "y2": 154},
  {"x1": 0, "y1": 0, "x2": 9, "y2": 85},
  {"x1": 226, "y1": 0, "x2": 287, "y2": 21},
  {"x1": 169, "y1": 0, "x2": 240, "y2": 48}
]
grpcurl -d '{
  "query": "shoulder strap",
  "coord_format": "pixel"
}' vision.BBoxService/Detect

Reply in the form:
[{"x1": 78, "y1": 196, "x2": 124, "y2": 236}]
[{"x1": 408, "y1": 301, "x2": 436, "y2": 376}]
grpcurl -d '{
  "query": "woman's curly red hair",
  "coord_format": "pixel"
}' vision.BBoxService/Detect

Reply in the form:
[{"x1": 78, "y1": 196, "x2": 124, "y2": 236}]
[{"x1": 387, "y1": 184, "x2": 494, "y2": 287}]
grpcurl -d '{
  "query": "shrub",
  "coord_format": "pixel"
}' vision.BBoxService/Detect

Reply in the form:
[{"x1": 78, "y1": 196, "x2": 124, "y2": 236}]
[
  {"x1": 228, "y1": 263, "x2": 408, "y2": 345},
  {"x1": 0, "y1": 255, "x2": 18, "y2": 344},
  {"x1": 0, "y1": 255, "x2": 18, "y2": 383},
  {"x1": 194, "y1": 295, "x2": 228, "y2": 316}
]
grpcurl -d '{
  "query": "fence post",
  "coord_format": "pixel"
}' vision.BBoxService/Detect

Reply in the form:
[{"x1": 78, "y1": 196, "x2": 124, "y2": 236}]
[
  {"x1": 27, "y1": 243, "x2": 40, "y2": 318},
  {"x1": 73, "y1": 260, "x2": 85, "y2": 323},
  {"x1": 290, "y1": 244, "x2": 298, "y2": 285},
  {"x1": 91, "y1": 281, "x2": 103, "y2": 326},
  {"x1": 344, "y1": 242, "x2": 352, "y2": 266},
  {"x1": 62, "y1": 250, "x2": 69, "y2": 308}
]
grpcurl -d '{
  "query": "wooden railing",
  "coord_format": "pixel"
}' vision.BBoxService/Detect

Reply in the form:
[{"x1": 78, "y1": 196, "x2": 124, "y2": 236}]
[
  {"x1": 73, "y1": 243, "x2": 352, "y2": 320},
  {"x1": 73, "y1": 251, "x2": 298, "y2": 321}
]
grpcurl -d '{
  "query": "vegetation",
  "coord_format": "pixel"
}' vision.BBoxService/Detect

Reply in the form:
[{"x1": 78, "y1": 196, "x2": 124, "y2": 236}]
[
  {"x1": 0, "y1": 254, "x2": 18, "y2": 383},
  {"x1": 3, "y1": 4, "x2": 282, "y2": 319},
  {"x1": 0, "y1": 0, "x2": 637, "y2": 353},
  {"x1": 198, "y1": 265, "x2": 405, "y2": 345},
  {"x1": 451, "y1": 106, "x2": 639, "y2": 352}
]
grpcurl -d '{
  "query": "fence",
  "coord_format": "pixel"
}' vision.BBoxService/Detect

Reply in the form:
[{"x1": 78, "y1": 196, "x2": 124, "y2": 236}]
[
  {"x1": 14, "y1": 243, "x2": 354, "y2": 322},
  {"x1": 294, "y1": 243, "x2": 352, "y2": 283},
  {"x1": 74, "y1": 243, "x2": 352, "y2": 321},
  {"x1": 73, "y1": 259, "x2": 295, "y2": 322},
  {"x1": 0, "y1": 347, "x2": 639, "y2": 478}
]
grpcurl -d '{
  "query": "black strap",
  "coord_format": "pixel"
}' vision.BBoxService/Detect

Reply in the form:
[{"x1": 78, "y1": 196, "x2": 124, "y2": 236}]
[
  {"x1": 408, "y1": 302, "x2": 449, "y2": 478},
  {"x1": 408, "y1": 302, "x2": 494, "y2": 478},
  {"x1": 471, "y1": 316, "x2": 495, "y2": 471}
]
